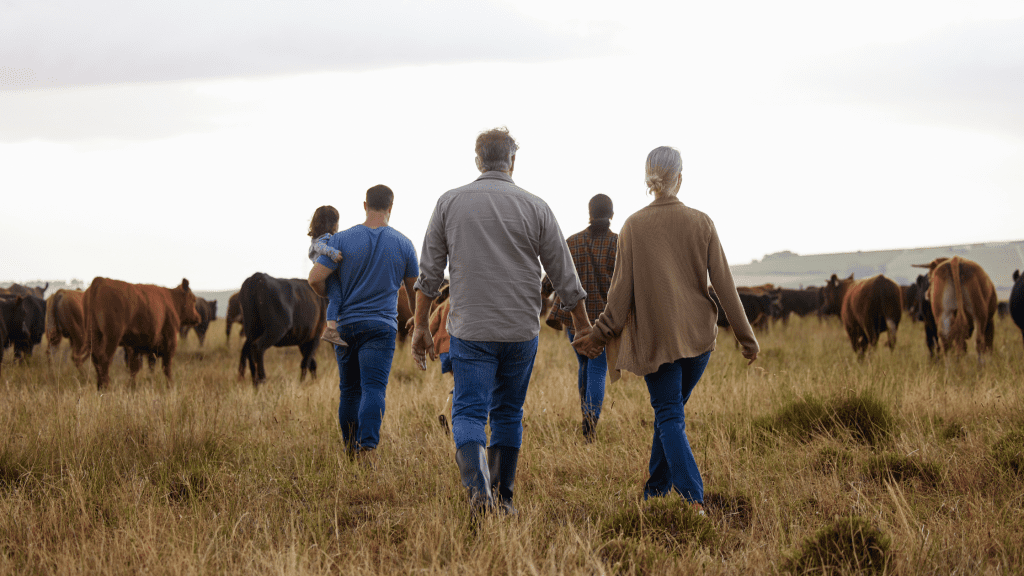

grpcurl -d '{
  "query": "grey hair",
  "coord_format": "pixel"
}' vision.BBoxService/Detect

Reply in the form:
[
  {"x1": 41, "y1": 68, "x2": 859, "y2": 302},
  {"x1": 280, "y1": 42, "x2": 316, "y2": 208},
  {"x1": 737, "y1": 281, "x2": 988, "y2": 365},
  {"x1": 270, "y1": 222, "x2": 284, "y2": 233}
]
[
  {"x1": 645, "y1": 146, "x2": 683, "y2": 198},
  {"x1": 474, "y1": 127, "x2": 519, "y2": 173}
]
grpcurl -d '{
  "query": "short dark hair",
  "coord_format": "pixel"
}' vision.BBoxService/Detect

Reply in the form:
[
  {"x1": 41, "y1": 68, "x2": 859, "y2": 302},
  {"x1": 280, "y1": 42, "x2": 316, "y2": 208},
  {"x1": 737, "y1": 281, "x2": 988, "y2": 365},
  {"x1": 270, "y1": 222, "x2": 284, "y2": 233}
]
[
  {"x1": 588, "y1": 194, "x2": 613, "y2": 219},
  {"x1": 475, "y1": 127, "x2": 518, "y2": 172},
  {"x1": 308, "y1": 205, "x2": 340, "y2": 238},
  {"x1": 366, "y1": 184, "x2": 394, "y2": 211}
]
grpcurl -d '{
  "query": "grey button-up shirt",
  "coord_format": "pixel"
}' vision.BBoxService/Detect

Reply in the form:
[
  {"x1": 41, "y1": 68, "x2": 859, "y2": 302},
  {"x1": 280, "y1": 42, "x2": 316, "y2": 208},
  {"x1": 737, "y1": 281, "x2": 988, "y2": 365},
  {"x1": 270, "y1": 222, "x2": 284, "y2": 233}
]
[{"x1": 415, "y1": 171, "x2": 586, "y2": 342}]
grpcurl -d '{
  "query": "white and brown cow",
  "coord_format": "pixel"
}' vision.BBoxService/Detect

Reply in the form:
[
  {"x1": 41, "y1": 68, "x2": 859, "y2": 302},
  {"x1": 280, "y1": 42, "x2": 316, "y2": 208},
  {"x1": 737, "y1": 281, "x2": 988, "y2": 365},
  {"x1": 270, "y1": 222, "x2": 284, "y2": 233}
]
[{"x1": 914, "y1": 256, "x2": 997, "y2": 361}]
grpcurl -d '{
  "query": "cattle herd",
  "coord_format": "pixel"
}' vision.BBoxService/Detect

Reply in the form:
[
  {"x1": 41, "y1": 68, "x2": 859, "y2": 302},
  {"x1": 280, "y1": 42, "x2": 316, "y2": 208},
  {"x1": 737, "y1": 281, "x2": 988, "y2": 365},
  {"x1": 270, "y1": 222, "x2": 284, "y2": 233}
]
[{"x1": 2, "y1": 256, "x2": 1024, "y2": 385}]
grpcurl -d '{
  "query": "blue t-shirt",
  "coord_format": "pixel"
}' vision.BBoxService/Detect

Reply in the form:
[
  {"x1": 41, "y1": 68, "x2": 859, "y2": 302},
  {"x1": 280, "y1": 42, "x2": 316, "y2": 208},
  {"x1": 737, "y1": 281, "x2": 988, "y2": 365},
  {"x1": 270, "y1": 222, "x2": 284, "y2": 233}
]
[{"x1": 317, "y1": 224, "x2": 418, "y2": 330}]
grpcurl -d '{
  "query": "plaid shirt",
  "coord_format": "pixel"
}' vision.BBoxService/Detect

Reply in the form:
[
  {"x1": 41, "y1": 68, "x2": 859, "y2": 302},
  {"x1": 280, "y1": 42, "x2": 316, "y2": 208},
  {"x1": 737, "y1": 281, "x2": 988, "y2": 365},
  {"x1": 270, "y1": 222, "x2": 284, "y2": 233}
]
[{"x1": 548, "y1": 228, "x2": 617, "y2": 328}]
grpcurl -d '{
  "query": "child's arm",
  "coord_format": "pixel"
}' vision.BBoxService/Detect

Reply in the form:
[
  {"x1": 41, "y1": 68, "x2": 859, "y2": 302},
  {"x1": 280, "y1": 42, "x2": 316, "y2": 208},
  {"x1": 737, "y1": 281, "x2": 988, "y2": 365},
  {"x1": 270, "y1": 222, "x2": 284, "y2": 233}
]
[{"x1": 312, "y1": 234, "x2": 343, "y2": 263}]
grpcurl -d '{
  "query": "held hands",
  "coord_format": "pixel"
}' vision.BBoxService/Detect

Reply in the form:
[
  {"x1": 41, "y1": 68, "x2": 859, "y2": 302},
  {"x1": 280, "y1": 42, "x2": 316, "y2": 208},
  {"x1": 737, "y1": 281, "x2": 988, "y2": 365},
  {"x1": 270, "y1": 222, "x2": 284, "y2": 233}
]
[
  {"x1": 572, "y1": 331, "x2": 604, "y2": 359},
  {"x1": 410, "y1": 325, "x2": 435, "y2": 371}
]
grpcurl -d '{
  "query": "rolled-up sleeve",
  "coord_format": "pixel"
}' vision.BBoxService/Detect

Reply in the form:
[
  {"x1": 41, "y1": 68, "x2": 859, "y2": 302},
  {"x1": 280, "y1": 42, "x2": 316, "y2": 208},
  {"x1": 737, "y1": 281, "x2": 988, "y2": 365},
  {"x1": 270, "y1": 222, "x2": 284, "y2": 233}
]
[
  {"x1": 593, "y1": 221, "x2": 633, "y2": 343},
  {"x1": 537, "y1": 206, "x2": 586, "y2": 311},
  {"x1": 414, "y1": 198, "x2": 448, "y2": 298}
]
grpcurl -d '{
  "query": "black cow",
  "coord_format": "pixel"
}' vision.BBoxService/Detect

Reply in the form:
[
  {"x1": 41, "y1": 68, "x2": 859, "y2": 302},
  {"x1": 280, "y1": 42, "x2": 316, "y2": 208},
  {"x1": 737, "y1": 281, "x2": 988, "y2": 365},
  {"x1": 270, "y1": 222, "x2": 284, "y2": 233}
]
[
  {"x1": 0, "y1": 295, "x2": 46, "y2": 360},
  {"x1": 709, "y1": 287, "x2": 776, "y2": 332},
  {"x1": 180, "y1": 297, "x2": 218, "y2": 346},
  {"x1": 777, "y1": 287, "x2": 821, "y2": 323},
  {"x1": 238, "y1": 272, "x2": 327, "y2": 386},
  {"x1": 1011, "y1": 270, "x2": 1024, "y2": 350}
]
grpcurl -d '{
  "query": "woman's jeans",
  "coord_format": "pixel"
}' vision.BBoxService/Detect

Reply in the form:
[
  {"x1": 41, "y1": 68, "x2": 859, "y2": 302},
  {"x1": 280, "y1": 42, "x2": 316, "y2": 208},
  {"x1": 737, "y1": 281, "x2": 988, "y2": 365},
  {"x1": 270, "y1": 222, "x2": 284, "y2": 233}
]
[
  {"x1": 449, "y1": 335, "x2": 538, "y2": 450},
  {"x1": 566, "y1": 329, "x2": 606, "y2": 424},
  {"x1": 642, "y1": 351, "x2": 711, "y2": 503},
  {"x1": 334, "y1": 320, "x2": 398, "y2": 451}
]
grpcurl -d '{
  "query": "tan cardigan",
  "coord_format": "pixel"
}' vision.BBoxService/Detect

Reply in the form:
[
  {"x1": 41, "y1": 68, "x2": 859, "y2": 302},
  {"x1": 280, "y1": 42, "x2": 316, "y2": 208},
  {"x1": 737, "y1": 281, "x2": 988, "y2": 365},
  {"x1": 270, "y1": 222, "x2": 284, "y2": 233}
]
[{"x1": 592, "y1": 196, "x2": 759, "y2": 380}]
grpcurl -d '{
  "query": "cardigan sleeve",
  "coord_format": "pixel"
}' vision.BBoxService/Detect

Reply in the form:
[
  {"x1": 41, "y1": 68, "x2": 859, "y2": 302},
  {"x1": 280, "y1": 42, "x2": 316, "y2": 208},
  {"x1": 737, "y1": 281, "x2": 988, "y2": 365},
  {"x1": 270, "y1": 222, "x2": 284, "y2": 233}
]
[
  {"x1": 706, "y1": 222, "x2": 759, "y2": 356},
  {"x1": 592, "y1": 221, "x2": 633, "y2": 344}
]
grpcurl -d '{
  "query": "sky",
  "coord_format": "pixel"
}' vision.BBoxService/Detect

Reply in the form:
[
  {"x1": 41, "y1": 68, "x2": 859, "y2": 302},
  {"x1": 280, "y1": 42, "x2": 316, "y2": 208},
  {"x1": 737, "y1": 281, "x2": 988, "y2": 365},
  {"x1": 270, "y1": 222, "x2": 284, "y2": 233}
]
[{"x1": 2, "y1": 0, "x2": 1022, "y2": 290}]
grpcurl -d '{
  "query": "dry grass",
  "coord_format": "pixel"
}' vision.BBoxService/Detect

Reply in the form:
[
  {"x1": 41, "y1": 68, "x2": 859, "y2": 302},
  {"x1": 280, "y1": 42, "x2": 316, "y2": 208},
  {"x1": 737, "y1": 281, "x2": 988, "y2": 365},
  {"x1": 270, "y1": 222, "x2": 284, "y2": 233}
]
[{"x1": 2, "y1": 314, "x2": 1023, "y2": 574}]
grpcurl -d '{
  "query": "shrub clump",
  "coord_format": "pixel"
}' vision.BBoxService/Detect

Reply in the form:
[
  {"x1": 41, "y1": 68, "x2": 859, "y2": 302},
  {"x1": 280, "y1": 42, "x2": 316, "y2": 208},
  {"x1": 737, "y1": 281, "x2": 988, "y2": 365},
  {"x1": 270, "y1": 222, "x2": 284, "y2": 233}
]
[
  {"x1": 814, "y1": 446, "x2": 854, "y2": 475},
  {"x1": 784, "y1": 516, "x2": 892, "y2": 575},
  {"x1": 703, "y1": 491, "x2": 753, "y2": 530},
  {"x1": 991, "y1": 429, "x2": 1024, "y2": 476},
  {"x1": 600, "y1": 497, "x2": 719, "y2": 553},
  {"x1": 863, "y1": 453, "x2": 942, "y2": 487},
  {"x1": 754, "y1": 391, "x2": 896, "y2": 446},
  {"x1": 598, "y1": 537, "x2": 669, "y2": 576}
]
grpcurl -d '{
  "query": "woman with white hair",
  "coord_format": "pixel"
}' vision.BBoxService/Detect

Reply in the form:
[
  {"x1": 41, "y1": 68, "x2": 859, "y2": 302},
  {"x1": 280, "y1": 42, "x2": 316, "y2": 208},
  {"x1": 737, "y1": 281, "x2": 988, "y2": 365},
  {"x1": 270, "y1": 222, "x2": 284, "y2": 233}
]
[{"x1": 572, "y1": 145, "x2": 758, "y2": 514}]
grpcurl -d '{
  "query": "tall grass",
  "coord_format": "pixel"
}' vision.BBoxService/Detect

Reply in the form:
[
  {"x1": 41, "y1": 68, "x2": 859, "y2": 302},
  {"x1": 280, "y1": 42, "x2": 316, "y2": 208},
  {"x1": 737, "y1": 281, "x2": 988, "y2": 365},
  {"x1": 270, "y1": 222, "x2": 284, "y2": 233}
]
[{"x1": 2, "y1": 314, "x2": 1023, "y2": 574}]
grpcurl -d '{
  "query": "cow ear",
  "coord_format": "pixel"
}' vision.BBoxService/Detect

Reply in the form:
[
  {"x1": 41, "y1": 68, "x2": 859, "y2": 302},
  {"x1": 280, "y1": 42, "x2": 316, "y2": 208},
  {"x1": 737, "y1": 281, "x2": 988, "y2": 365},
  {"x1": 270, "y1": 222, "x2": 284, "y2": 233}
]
[
  {"x1": 1014, "y1": 270, "x2": 1020, "y2": 282},
  {"x1": 182, "y1": 278, "x2": 190, "y2": 291}
]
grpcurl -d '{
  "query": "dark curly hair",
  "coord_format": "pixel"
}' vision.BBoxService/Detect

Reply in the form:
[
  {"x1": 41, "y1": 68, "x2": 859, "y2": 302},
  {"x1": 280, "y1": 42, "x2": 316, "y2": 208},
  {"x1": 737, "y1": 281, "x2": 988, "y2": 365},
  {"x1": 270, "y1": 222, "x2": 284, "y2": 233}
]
[{"x1": 308, "y1": 205, "x2": 340, "y2": 238}]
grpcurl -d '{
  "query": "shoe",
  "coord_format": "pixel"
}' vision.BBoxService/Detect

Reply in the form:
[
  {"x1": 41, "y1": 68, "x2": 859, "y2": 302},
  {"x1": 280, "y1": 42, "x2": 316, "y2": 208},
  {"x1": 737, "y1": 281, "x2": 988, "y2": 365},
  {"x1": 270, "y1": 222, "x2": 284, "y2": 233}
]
[
  {"x1": 321, "y1": 327, "x2": 348, "y2": 347},
  {"x1": 355, "y1": 446, "x2": 378, "y2": 469},
  {"x1": 692, "y1": 501, "x2": 705, "y2": 516},
  {"x1": 487, "y1": 445, "x2": 520, "y2": 514},
  {"x1": 582, "y1": 416, "x2": 597, "y2": 443},
  {"x1": 455, "y1": 443, "x2": 493, "y2": 514}
]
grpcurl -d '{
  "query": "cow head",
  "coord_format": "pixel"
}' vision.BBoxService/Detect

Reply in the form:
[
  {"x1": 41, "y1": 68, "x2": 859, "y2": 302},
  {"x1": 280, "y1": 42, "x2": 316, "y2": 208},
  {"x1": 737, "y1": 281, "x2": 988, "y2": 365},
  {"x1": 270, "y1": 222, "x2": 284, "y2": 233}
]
[
  {"x1": 177, "y1": 278, "x2": 202, "y2": 326},
  {"x1": 819, "y1": 274, "x2": 853, "y2": 316}
]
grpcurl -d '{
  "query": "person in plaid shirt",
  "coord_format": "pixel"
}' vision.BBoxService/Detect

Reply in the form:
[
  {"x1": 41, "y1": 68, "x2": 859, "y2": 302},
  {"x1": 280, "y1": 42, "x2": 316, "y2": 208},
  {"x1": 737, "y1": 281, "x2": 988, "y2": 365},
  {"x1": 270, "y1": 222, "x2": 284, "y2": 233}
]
[{"x1": 548, "y1": 194, "x2": 616, "y2": 442}]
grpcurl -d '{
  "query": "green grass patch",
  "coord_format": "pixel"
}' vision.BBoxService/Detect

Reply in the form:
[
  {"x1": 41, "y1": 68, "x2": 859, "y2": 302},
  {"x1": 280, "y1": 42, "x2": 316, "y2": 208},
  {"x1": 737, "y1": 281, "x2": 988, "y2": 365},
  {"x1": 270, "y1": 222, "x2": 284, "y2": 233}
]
[
  {"x1": 863, "y1": 453, "x2": 942, "y2": 487},
  {"x1": 754, "y1": 391, "x2": 896, "y2": 446},
  {"x1": 991, "y1": 429, "x2": 1024, "y2": 476},
  {"x1": 784, "y1": 515, "x2": 893, "y2": 575}
]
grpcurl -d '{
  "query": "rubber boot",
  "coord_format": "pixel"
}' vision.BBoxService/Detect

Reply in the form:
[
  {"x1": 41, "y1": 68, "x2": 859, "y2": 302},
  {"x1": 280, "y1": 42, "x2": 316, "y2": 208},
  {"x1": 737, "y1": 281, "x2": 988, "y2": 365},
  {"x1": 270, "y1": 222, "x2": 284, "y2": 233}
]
[
  {"x1": 487, "y1": 445, "x2": 520, "y2": 514},
  {"x1": 455, "y1": 442, "x2": 492, "y2": 514}
]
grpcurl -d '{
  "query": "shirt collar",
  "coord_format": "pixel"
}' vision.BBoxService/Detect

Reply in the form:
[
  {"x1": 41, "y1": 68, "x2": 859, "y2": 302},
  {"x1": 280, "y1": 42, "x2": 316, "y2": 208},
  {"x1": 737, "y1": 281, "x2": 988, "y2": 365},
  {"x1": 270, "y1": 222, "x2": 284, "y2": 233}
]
[
  {"x1": 650, "y1": 195, "x2": 683, "y2": 207},
  {"x1": 475, "y1": 171, "x2": 515, "y2": 184}
]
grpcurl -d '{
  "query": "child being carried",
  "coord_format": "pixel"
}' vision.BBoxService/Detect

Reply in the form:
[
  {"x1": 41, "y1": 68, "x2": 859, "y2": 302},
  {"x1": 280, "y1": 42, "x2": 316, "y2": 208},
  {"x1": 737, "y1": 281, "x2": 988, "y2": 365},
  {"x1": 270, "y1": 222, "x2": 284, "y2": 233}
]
[{"x1": 308, "y1": 206, "x2": 347, "y2": 347}]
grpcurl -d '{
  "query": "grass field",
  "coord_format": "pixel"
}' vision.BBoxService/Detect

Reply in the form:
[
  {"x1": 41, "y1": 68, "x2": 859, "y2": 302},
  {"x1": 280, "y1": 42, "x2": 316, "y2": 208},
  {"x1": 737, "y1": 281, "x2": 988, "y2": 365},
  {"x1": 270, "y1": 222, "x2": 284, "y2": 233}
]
[{"x1": 2, "y1": 314, "x2": 1023, "y2": 574}]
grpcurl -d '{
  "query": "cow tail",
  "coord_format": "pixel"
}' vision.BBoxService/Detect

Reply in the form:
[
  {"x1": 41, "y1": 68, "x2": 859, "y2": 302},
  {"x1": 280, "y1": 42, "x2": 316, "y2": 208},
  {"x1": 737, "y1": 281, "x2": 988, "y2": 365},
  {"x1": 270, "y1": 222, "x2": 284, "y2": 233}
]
[
  {"x1": 950, "y1": 256, "x2": 969, "y2": 345},
  {"x1": 45, "y1": 291, "x2": 61, "y2": 343}
]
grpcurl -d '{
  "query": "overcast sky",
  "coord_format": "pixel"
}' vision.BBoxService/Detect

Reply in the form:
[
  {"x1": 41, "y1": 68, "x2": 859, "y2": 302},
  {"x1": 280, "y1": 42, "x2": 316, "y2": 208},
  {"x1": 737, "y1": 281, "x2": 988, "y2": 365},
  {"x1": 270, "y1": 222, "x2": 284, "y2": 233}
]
[{"x1": 2, "y1": 0, "x2": 1022, "y2": 290}]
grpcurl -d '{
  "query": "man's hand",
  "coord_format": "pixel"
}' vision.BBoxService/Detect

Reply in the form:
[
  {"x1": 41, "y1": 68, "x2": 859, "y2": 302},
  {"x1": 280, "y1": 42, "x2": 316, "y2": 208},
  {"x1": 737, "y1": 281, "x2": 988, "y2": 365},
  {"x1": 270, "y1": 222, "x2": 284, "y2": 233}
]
[
  {"x1": 572, "y1": 332, "x2": 604, "y2": 359},
  {"x1": 411, "y1": 325, "x2": 435, "y2": 370}
]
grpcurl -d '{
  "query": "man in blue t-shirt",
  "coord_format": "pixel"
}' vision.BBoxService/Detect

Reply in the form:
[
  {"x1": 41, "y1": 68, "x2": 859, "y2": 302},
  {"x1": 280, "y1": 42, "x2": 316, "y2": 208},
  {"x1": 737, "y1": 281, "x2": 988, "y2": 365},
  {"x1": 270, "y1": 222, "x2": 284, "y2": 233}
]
[{"x1": 308, "y1": 184, "x2": 419, "y2": 457}]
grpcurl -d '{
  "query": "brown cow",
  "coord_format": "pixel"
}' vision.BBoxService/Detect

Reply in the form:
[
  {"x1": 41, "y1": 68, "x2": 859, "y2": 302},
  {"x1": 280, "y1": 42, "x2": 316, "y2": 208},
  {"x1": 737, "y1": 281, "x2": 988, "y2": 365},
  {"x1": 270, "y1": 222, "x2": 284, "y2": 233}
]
[
  {"x1": 821, "y1": 274, "x2": 902, "y2": 357},
  {"x1": 914, "y1": 256, "x2": 997, "y2": 361},
  {"x1": 45, "y1": 289, "x2": 88, "y2": 368},
  {"x1": 0, "y1": 282, "x2": 48, "y2": 298},
  {"x1": 84, "y1": 277, "x2": 201, "y2": 389},
  {"x1": 225, "y1": 292, "x2": 243, "y2": 344}
]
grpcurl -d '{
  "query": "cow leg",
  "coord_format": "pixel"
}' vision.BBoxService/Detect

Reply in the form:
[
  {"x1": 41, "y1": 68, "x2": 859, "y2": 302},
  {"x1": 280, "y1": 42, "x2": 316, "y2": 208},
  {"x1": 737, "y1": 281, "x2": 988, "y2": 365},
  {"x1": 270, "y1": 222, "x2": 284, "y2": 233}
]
[
  {"x1": 161, "y1": 352, "x2": 173, "y2": 383},
  {"x1": 125, "y1": 347, "x2": 143, "y2": 387},
  {"x1": 885, "y1": 319, "x2": 898, "y2": 350},
  {"x1": 91, "y1": 328, "x2": 121, "y2": 390},
  {"x1": 298, "y1": 339, "x2": 319, "y2": 381},
  {"x1": 47, "y1": 330, "x2": 63, "y2": 363},
  {"x1": 238, "y1": 340, "x2": 251, "y2": 381}
]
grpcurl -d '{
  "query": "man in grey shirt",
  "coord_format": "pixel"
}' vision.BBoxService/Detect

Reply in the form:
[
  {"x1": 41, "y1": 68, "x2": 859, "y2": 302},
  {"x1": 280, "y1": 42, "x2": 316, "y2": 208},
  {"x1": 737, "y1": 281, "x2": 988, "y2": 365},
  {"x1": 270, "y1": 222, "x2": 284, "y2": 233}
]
[{"x1": 412, "y1": 127, "x2": 592, "y2": 514}]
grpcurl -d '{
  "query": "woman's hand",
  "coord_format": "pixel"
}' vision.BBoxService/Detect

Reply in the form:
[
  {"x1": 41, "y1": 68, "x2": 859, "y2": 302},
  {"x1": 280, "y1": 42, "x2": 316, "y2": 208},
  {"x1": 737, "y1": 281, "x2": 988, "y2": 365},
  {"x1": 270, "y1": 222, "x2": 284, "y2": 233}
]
[
  {"x1": 572, "y1": 332, "x2": 604, "y2": 359},
  {"x1": 742, "y1": 346, "x2": 758, "y2": 365}
]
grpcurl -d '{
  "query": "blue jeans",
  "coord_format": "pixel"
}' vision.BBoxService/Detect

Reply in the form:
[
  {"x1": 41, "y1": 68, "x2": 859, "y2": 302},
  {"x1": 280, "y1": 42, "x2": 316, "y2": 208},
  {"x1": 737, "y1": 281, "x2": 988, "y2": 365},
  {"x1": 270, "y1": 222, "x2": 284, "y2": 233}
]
[
  {"x1": 643, "y1": 351, "x2": 711, "y2": 503},
  {"x1": 566, "y1": 329, "x2": 607, "y2": 423},
  {"x1": 334, "y1": 320, "x2": 397, "y2": 451},
  {"x1": 449, "y1": 335, "x2": 538, "y2": 450}
]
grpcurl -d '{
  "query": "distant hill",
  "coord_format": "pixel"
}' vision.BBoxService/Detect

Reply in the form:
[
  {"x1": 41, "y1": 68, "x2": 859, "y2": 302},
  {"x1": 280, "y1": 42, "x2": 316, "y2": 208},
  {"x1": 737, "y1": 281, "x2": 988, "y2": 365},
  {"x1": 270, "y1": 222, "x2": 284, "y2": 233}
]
[
  {"x1": 731, "y1": 240, "x2": 1024, "y2": 300},
  {"x1": 8, "y1": 239, "x2": 1024, "y2": 311}
]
